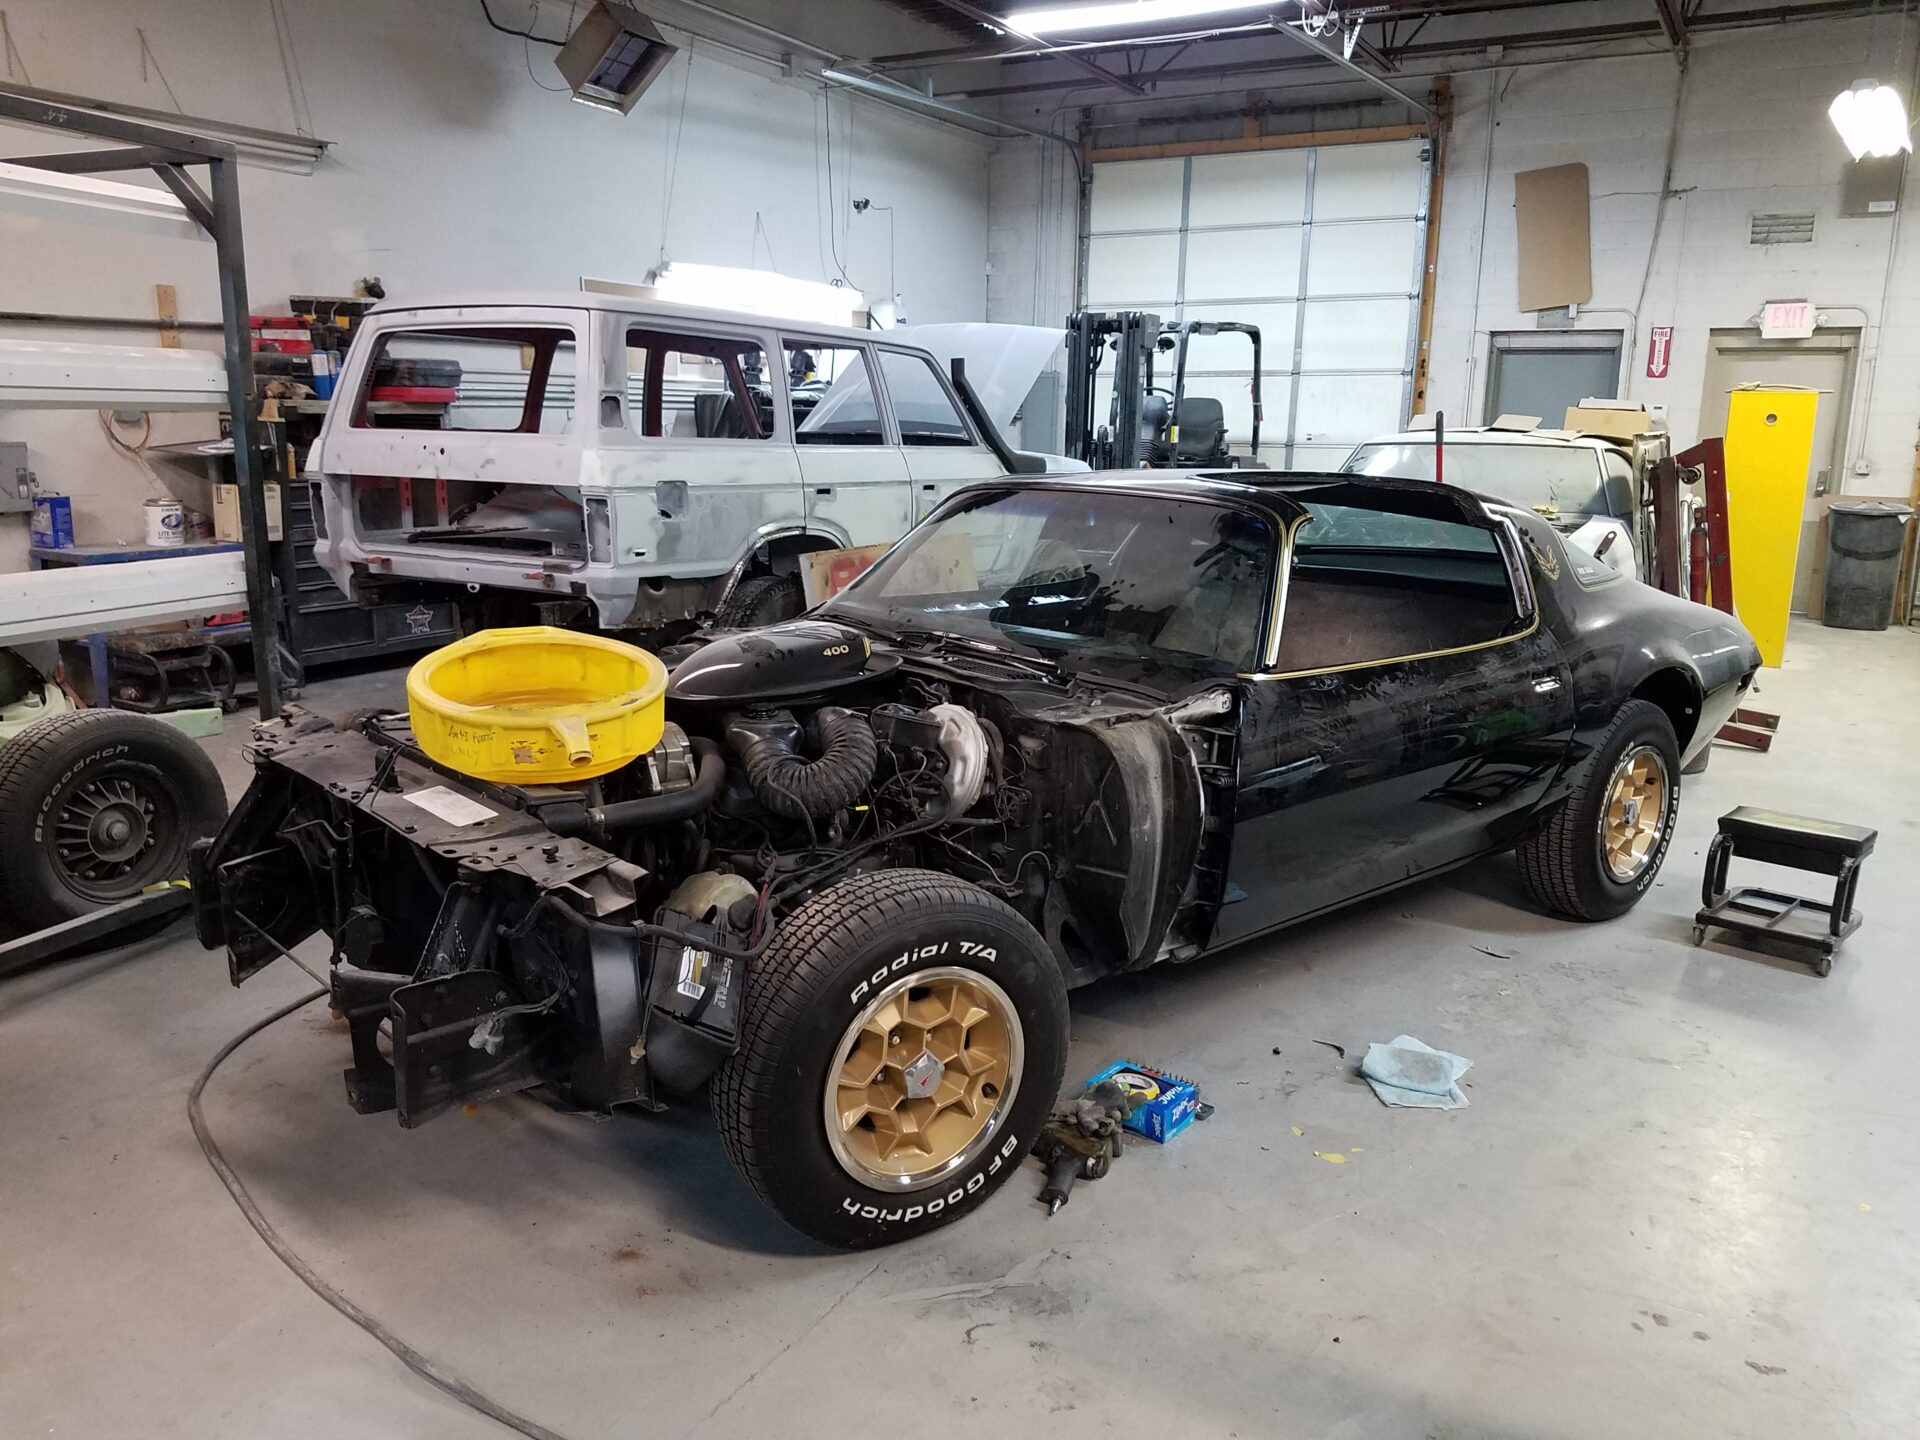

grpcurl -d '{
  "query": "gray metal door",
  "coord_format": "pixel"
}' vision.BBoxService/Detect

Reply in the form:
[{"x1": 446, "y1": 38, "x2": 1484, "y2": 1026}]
[{"x1": 1486, "y1": 341, "x2": 1621, "y2": 426}]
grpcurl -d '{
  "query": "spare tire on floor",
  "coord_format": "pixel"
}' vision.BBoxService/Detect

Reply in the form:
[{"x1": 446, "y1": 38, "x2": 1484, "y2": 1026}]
[{"x1": 0, "y1": 710, "x2": 227, "y2": 932}]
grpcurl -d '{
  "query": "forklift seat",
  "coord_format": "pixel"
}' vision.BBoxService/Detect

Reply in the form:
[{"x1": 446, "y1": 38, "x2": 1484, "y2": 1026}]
[{"x1": 1172, "y1": 397, "x2": 1226, "y2": 463}]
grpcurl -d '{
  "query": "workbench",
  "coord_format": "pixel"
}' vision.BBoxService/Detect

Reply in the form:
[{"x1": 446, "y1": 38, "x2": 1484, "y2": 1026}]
[{"x1": 28, "y1": 541, "x2": 245, "y2": 704}]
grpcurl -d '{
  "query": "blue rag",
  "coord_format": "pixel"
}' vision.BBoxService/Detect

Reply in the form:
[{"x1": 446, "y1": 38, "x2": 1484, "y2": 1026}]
[{"x1": 1360, "y1": 1034, "x2": 1471, "y2": 1110}]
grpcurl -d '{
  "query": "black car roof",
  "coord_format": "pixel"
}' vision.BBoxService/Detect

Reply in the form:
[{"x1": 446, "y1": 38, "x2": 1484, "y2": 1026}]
[{"x1": 983, "y1": 469, "x2": 1491, "y2": 528}]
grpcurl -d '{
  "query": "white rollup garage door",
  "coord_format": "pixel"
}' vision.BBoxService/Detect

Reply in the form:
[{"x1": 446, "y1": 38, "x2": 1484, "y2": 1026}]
[{"x1": 1082, "y1": 138, "x2": 1431, "y2": 469}]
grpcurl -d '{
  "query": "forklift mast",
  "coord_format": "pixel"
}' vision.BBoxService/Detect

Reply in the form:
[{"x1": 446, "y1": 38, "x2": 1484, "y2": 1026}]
[
  {"x1": 1064, "y1": 310, "x2": 1263, "y2": 470},
  {"x1": 1064, "y1": 310, "x2": 1160, "y2": 470}
]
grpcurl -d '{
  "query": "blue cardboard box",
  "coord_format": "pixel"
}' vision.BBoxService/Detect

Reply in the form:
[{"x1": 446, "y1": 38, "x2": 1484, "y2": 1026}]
[
  {"x1": 30, "y1": 494, "x2": 73, "y2": 549},
  {"x1": 1086, "y1": 1060, "x2": 1200, "y2": 1144}
]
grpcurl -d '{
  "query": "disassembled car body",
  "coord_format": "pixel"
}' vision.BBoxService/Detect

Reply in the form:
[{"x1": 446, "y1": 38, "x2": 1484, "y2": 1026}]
[{"x1": 198, "y1": 472, "x2": 1759, "y2": 1247}]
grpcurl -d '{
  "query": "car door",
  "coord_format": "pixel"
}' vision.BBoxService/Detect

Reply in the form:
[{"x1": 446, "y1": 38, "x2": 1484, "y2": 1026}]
[
  {"x1": 783, "y1": 337, "x2": 911, "y2": 547},
  {"x1": 1213, "y1": 486, "x2": 1575, "y2": 947},
  {"x1": 605, "y1": 316, "x2": 798, "y2": 576},
  {"x1": 871, "y1": 346, "x2": 1009, "y2": 522}
]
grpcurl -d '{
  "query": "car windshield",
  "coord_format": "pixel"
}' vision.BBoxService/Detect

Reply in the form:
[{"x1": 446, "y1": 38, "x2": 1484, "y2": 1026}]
[
  {"x1": 822, "y1": 488, "x2": 1274, "y2": 674},
  {"x1": 1344, "y1": 441, "x2": 1615, "y2": 520}
]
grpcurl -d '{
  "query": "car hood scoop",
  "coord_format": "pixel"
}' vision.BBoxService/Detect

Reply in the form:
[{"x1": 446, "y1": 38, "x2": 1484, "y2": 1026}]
[{"x1": 666, "y1": 620, "x2": 900, "y2": 705}]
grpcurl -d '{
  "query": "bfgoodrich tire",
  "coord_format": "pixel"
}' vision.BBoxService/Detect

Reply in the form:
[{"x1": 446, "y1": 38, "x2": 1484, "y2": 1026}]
[
  {"x1": 1516, "y1": 698, "x2": 1680, "y2": 922},
  {"x1": 712, "y1": 869, "x2": 1068, "y2": 1249},
  {"x1": 0, "y1": 710, "x2": 226, "y2": 932}
]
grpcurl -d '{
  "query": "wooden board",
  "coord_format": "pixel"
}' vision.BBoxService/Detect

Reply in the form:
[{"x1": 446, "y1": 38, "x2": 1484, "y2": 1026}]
[
  {"x1": 1513, "y1": 163, "x2": 1592, "y2": 312},
  {"x1": 154, "y1": 283, "x2": 180, "y2": 348}
]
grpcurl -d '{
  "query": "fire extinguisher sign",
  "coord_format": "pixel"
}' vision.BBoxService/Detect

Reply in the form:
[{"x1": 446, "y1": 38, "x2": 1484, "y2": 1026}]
[{"x1": 1646, "y1": 326, "x2": 1674, "y2": 379}]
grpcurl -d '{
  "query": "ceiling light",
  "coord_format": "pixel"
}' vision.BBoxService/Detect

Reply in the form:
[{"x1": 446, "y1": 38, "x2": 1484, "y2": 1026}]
[
  {"x1": 650, "y1": 262, "x2": 861, "y2": 326},
  {"x1": 555, "y1": 2, "x2": 680, "y2": 115},
  {"x1": 1003, "y1": 0, "x2": 1272, "y2": 36},
  {"x1": 1829, "y1": 80, "x2": 1913, "y2": 160},
  {"x1": 0, "y1": 161, "x2": 204, "y2": 240}
]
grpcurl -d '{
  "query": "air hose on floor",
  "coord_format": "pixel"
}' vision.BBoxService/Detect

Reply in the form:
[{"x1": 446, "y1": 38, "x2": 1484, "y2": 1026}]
[{"x1": 189, "y1": 988, "x2": 571, "y2": 1440}]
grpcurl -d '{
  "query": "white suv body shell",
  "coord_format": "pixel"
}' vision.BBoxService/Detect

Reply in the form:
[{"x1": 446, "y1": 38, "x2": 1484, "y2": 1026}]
[{"x1": 309, "y1": 293, "x2": 1034, "y2": 627}]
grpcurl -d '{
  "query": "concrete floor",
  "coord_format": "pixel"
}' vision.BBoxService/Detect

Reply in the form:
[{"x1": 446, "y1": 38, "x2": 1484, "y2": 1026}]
[{"x1": 3, "y1": 618, "x2": 1916, "y2": 1439}]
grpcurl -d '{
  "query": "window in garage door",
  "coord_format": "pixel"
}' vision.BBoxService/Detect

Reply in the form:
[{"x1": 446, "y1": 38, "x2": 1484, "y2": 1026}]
[{"x1": 1083, "y1": 138, "x2": 1430, "y2": 468}]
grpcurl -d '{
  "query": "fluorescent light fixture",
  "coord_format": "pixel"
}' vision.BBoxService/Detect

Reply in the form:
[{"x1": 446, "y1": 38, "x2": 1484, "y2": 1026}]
[
  {"x1": 0, "y1": 161, "x2": 205, "y2": 240},
  {"x1": 651, "y1": 262, "x2": 861, "y2": 326},
  {"x1": 1829, "y1": 80, "x2": 1913, "y2": 160},
  {"x1": 1004, "y1": 0, "x2": 1270, "y2": 36},
  {"x1": 555, "y1": 1, "x2": 680, "y2": 115}
]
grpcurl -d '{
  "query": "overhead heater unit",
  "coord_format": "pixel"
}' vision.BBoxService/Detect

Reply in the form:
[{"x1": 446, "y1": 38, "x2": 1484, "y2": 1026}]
[{"x1": 555, "y1": 2, "x2": 680, "y2": 115}]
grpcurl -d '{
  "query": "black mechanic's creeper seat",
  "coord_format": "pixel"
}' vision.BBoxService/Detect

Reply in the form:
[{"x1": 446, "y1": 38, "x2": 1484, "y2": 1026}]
[{"x1": 1693, "y1": 806, "x2": 1878, "y2": 977}]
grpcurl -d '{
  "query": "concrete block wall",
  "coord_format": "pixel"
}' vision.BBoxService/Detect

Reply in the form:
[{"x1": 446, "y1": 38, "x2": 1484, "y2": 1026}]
[
  {"x1": 980, "y1": 13, "x2": 1920, "y2": 495},
  {"x1": 986, "y1": 136, "x2": 1079, "y2": 452},
  {"x1": 0, "y1": 0, "x2": 993, "y2": 571},
  {"x1": 1428, "y1": 15, "x2": 1920, "y2": 494}
]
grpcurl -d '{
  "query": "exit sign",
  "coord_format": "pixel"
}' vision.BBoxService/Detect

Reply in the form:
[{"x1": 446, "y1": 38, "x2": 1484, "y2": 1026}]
[{"x1": 1760, "y1": 300, "x2": 1816, "y2": 339}]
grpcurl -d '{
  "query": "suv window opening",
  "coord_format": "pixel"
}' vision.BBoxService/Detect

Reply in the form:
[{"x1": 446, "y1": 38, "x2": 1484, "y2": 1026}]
[
  {"x1": 625, "y1": 327, "x2": 772, "y2": 441},
  {"x1": 350, "y1": 324, "x2": 579, "y2": 435}
]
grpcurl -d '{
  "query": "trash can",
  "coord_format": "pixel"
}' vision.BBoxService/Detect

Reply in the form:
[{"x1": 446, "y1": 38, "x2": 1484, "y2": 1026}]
[{"x1": 1823, "y1": 501, "x2": 1913, "y2": 631}]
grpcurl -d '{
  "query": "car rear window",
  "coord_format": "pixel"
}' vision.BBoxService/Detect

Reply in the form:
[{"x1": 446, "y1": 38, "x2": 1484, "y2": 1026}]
[{"x1": 351, "y1": 326, "x2": 577, "y2": 433}]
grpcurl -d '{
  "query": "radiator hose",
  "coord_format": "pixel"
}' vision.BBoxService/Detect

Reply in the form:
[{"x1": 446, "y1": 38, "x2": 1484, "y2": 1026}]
[
  {"x1": 587, "y1": 737, "x2": 726, "y2": 833},
  {"x1": 728, "y1": 707, "x2": 877, "y2": 820}
]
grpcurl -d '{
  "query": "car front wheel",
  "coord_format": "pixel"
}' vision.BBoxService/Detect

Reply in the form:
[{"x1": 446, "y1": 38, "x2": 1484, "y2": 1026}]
[
  {"x1": 1516, "y1": 698, "x2": 1680, "y2": 922},
  {"x1": 712, "y1": 869, "x2": 1068, "y2": 1248}
]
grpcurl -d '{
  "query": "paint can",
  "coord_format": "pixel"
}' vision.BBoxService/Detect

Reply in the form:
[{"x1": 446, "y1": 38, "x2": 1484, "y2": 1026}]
[
  {"x1": 144, "y1": 497, "x2": 186, "y2": 547},
  {"x1": 184, "y1": 509, "x2": 215, "y2": 542}
]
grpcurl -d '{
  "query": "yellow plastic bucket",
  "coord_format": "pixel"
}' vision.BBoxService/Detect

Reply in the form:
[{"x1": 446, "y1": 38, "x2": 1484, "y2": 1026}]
[{"x1": 406, "y1": 626, "x2": 668, "y2": 784}]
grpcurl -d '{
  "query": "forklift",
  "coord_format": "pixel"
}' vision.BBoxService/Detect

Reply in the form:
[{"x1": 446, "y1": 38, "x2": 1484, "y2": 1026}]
[{"x1": 1064, "y1": 310, "x2": 1265, "y2": 470}]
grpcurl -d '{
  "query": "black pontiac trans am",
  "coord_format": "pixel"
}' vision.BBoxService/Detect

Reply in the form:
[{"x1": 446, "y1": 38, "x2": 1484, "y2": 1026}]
[{"x1": 195, "y1": 473, "x2": 1761, "y2": 1246}]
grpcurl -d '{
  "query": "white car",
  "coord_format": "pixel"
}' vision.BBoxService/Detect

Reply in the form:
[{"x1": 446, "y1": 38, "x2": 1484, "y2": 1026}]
[
  {"x1": 309, "y1": 294, "x2": 1068, "y2": 629},
  {"x1": 1341, "y1": 425, "x2": 1647, "y2": 580}
]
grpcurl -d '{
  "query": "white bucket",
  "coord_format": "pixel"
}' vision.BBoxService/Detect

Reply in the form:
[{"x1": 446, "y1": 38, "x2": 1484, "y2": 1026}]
[{"x1": 144, "y1": 498, "x2": 186, "y2": 547}]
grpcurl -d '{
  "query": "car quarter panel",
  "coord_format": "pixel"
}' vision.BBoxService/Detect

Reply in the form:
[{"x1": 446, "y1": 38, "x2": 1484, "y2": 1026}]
[{"x1": 1508, "y1": 509, "x2": 1759, "y2": 770}]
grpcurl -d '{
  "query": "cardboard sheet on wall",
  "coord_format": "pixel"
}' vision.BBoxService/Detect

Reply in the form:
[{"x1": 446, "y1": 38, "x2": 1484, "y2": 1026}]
[{"x1": 1513, "y1": 163, "x2": 1593, "y2": 312}]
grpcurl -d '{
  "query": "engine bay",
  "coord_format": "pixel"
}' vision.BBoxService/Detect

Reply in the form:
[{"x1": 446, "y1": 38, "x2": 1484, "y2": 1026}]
[{"x1": 193, "y1": 619, "x2": 1239, "y2": 1124}]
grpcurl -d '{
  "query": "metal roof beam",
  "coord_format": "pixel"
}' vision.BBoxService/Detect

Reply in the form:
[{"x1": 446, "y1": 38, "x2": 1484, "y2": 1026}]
[
  {"x1": 912, "y1": 0, "x2": 1147, "y2": 94},
  {"x1": 1652, "y1": 0, "x2": 1690, "y2": 50}
]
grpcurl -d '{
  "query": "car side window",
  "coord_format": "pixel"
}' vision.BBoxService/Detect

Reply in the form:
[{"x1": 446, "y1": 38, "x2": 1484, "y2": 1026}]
[
  {"x1": 352, "y1": 326, "x2": 577, "y2": 433},
  {"x1": 787, "y1": 343, "x2": 885, "y2": 445},
  {"x1": 1274, "y1": 501, "x2": 1522, "y2": 674},
  {"x1": 876, "y1": 350, "x2": 974, "y2": 447},
  {"x1": 624, "y1": 327, "x2": 771, "y2": 439}
]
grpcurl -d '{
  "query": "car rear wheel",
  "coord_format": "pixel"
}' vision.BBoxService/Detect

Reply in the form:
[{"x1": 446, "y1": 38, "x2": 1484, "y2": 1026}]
[
  {"x1": 1516, "y1": 698, "x2": 1680, "y2": 922},
  {"x1": 716, "y1": 572, "x2": 803, "y2": 628},
  {"x1": 712, "y1": 869, "x2": 1068, "y2": 1248},
  {"x1": 0, "y1": 710, "x2": 226, "y2": 932}
]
